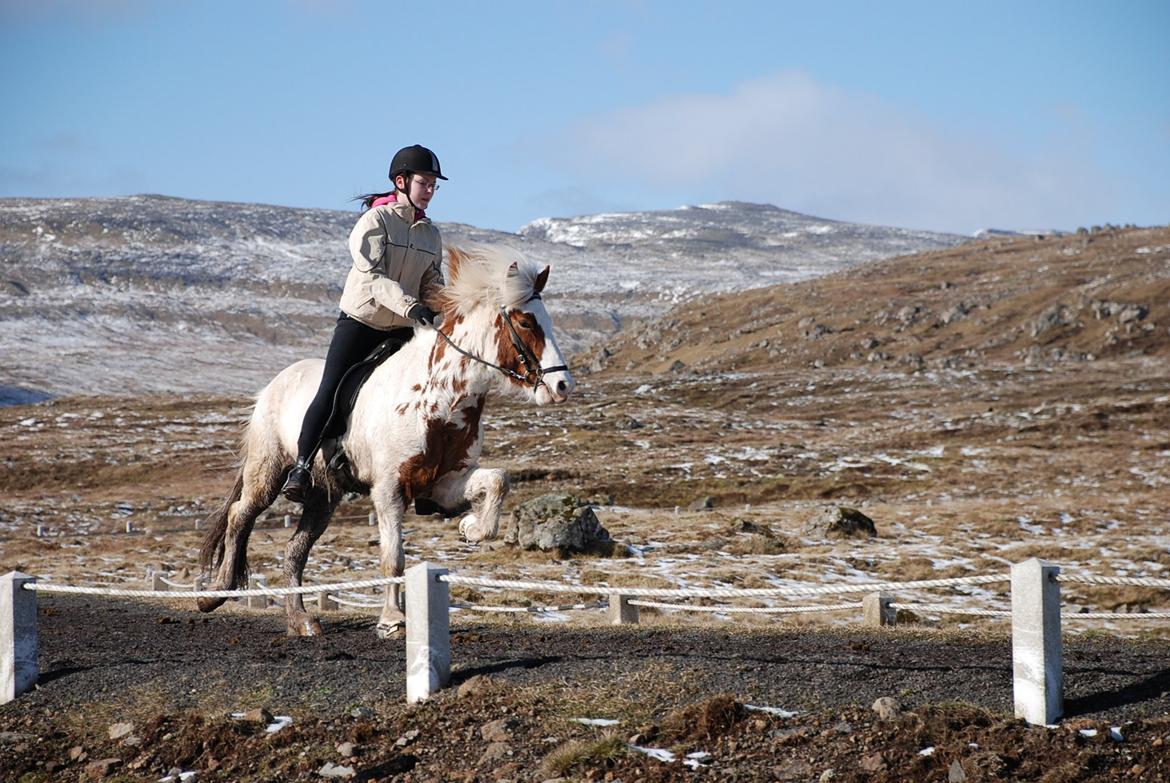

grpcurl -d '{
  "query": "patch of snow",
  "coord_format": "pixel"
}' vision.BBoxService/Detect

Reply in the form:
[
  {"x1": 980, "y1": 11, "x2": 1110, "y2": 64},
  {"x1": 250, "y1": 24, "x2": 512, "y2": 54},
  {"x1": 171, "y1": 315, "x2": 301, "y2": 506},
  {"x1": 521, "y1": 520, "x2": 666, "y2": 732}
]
[
  {"x1": 630, "y1": 744, "x2": 676, "y2": 762},
  {"x1": 266, "y1": 716, "x2": 293, "y2": 733},
  {"x1": 745, "y1": 704, "x2": 798, "y2": 718},
  {"x1": 572, "y1": 717, "x2": 620, "y2": 726}
]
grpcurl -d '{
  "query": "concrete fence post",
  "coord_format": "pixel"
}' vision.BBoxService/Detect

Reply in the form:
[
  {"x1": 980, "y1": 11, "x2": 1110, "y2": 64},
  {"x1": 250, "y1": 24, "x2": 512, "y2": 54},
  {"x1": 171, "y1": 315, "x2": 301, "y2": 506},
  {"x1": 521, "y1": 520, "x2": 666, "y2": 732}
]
[
  {"x1": 607, "y1": 593, "x2": 639, "y2": 625},
  {"x1": 1, "y1": 572, "x2": 38, "y2": 704},
  {"x1": 317, "y1": 592, "x2": 338, "y2": 611},
  {"x1": 247, "y1": 576, "x2": 269, "y2": 609},
  {"x1": 1011, "y1": 559, "x2": 1063, "y2": 725},
  {"x1": 405, "y1": 562, "x2": 450, "y2": 703},
  {"x1": 283, "y1": 515, "x2": 291, "y2": 529},
  {"x1": 368, "y1": 511, "x2": 376, "y2": 527},
  {"x1": 150, "y1": 574, "x2": 166, "y2": 592},
  {"x1": 862, "y1": 592, "x2": 896, "y2": 626}
]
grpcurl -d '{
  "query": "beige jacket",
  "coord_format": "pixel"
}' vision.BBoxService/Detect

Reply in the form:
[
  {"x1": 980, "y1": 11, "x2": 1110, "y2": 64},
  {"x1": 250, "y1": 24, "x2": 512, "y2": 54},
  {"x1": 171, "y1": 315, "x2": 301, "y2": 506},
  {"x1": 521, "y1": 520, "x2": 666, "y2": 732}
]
[{"x1": 339, "y1": 200, "x2": 443, "y2": 329}]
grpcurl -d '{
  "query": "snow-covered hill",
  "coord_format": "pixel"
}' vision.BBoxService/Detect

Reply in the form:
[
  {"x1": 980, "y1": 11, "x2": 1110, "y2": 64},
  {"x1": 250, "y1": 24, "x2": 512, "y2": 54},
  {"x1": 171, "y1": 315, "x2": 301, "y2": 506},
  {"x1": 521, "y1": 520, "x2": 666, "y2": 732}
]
[{"x1": 0, "y1": 196, "x2": 965, "y2": 400}]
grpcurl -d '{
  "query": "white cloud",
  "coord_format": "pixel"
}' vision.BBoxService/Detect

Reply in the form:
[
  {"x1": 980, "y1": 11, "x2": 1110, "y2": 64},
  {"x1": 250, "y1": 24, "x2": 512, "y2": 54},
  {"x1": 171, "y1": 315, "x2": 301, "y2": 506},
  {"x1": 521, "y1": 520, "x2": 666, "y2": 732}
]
[{"x1": 546, "y1": 70, "x2": 1116, "y2": 233}]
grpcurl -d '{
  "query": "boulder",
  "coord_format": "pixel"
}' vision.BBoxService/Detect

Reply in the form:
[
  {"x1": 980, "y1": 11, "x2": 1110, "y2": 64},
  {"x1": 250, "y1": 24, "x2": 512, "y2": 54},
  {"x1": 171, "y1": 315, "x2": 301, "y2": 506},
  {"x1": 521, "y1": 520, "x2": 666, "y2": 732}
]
[
  {"x1": 457, "y1": 674, "x2": 495, "y2": 699},
  {"x1": 107, "y1": 722, "x2": 134, "y2": 741},
  {"x1": 688, "y1": 496, "x2": 715, "y2": 512},
  {"x1": 238, "y1": 708, "x2": 274, "y2": 725},
  {"x1": 83, "y1": 758, "x2": 122, "y2": 780},
  {"x1": 317, "y1": 761, "x2": 355, "y2": 779},
  {"x1": 804, "y1": 506, "x2": 877, "y2": 539},
  {"x1": 504, "y1": 494, "x2": 611, "y2": 554},
  {"x1": 872, "y1": 696, "x2": 901, "y2": 720},
  {"x1": 480, "y1": 716, "x2": 519, "y2": 743}
]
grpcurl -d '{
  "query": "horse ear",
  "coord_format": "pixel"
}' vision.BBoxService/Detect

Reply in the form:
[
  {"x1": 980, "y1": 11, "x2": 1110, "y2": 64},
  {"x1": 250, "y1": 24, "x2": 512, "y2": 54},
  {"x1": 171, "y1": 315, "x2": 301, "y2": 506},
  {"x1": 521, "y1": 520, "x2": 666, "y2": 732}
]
[
  {"x1": 447, "y1": 246, "x2": 465, "y2": 282},
  {"x1": 506, "y1": 260, "x2": 519, "y2": 277},
  {"x1": 534, "y1": 265, "x2": 549, "y2": 294}
]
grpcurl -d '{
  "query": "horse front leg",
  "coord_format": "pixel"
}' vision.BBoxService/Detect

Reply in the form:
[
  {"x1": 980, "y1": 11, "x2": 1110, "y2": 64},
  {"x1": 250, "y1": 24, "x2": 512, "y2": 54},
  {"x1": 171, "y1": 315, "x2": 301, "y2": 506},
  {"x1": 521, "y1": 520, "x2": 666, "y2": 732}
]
[
  {"x1": 370, "y1": 481, "x2": 408, "y2": 637},
  {"x1": 432, "y1": 466, "x2": 510, "y2": 543},
  {"x1": 282, "y1": 489, "x2": 339, "y2": 636}
]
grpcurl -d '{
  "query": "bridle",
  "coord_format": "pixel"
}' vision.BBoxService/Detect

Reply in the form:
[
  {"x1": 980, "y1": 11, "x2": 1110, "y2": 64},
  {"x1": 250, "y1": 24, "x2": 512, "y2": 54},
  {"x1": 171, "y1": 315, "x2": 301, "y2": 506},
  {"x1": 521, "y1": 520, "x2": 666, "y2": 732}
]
[{"x1": 431, "y1": 293, "x2": 570, "y2": 394}]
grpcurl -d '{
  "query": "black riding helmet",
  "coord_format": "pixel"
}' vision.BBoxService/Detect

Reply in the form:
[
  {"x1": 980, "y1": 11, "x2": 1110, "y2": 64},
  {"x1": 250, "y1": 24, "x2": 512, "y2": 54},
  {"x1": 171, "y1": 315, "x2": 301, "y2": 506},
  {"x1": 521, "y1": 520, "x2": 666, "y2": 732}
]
[{"x1": 389, "y1": 144, "x2": 448, "y2": 182}]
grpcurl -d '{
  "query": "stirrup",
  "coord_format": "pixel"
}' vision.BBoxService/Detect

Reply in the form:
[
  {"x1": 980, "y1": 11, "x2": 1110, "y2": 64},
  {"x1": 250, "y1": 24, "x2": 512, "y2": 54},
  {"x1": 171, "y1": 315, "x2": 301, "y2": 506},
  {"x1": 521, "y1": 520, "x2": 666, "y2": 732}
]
[{"x1": 281, "y1": 459, "x2": 312, "y2": 502}]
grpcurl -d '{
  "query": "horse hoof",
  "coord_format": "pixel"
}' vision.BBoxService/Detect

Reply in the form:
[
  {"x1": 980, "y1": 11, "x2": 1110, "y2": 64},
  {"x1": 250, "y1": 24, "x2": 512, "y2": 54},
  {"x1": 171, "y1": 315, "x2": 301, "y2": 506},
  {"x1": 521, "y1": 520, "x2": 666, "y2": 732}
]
[
  {"x1": 459, "y1": 514, "x2": 481, "y2": 541},
  {"x1": 287, "y1": 615, "x2": 323, "y2": 637},
  {"x1": 196, "y1": 596, "x2": 227, "y2": 613},
  {"x1": 376, "y1": 620, "x2": 404, "y2": 639}
]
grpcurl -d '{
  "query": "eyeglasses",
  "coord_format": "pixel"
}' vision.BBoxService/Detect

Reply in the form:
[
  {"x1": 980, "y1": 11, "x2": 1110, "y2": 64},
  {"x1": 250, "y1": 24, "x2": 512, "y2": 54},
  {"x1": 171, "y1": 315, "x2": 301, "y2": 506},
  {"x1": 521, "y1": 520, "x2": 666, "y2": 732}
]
[{"x1": 412, "y1": 178, "x2": 440, "y2": 192}]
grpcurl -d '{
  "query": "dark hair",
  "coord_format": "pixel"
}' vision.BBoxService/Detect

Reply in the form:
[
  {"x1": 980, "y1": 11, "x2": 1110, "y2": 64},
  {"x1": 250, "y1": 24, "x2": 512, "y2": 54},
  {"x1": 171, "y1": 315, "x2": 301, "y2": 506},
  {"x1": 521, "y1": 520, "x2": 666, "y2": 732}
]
[
  {"x1": 353, "y1": 190, "x2": 389, "y2": 211},
  {"x1": 355, "y1": 172, "x2": 409, "y2": 210}
]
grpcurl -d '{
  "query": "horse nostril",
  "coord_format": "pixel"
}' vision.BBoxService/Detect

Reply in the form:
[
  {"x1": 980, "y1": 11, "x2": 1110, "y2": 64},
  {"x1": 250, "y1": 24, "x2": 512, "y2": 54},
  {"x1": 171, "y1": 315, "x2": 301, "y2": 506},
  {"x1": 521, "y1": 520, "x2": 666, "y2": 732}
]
[{"x1": 555, "y1": 380, "x2": 568, "y2": 396}]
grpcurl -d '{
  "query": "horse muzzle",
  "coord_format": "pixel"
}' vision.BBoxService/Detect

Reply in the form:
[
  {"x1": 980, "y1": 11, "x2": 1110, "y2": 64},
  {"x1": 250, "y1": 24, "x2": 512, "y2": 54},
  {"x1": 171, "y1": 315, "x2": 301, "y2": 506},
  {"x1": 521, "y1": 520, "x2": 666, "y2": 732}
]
[{"x1": 537, "y1": 369, "x2": 575, "y2": 404}]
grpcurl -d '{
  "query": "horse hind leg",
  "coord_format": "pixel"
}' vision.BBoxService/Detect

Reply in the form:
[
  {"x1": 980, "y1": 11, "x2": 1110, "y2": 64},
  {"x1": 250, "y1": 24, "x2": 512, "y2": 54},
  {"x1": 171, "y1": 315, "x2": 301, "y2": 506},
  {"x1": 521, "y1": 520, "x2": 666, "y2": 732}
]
[
  {"x1": 197, "y1": 457, "x2": 282, "y2": 613},
  {"x1": 282, "y1": 489, "x2": 339, "y2": 636}
]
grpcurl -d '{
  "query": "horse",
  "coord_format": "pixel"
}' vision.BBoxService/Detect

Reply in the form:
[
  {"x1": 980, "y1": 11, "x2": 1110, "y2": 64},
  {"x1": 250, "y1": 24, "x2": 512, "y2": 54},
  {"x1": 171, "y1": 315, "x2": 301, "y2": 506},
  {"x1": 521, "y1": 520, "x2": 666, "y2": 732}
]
[{"x1": 196, "y1": 245, "x2": 576, "y2": 637}]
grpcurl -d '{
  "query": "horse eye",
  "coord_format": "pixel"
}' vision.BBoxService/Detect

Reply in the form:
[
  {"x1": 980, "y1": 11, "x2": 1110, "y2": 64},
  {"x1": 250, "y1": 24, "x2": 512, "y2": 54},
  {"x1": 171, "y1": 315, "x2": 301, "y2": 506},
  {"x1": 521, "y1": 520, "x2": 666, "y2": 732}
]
[{"x1": 517, "y1": 316, "x2": 536, "y2": 330}]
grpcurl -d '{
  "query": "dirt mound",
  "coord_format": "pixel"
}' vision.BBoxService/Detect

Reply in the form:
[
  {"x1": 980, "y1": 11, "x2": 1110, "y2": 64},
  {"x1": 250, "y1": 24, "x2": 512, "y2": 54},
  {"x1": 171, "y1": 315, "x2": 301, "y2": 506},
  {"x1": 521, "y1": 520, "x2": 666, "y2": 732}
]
[{"x1": 659, "y1": 693, "x2": 748, "y2": 744}]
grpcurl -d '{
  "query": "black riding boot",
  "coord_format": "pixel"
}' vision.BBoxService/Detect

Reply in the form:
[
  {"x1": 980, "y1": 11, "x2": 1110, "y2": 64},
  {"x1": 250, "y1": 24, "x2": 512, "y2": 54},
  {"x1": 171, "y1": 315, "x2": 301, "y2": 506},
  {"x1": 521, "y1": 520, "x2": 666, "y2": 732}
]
[{"x1": 281, "y1": 458, "x2": 313, "y2": 503}]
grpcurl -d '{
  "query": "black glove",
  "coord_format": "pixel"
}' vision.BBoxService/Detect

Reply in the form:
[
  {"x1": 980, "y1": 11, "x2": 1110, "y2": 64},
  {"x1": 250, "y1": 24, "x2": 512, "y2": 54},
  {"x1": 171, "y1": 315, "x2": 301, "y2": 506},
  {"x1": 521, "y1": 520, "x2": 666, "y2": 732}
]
[{"x1": 407, "y1": 303, "x2": 437, "y2": 327}]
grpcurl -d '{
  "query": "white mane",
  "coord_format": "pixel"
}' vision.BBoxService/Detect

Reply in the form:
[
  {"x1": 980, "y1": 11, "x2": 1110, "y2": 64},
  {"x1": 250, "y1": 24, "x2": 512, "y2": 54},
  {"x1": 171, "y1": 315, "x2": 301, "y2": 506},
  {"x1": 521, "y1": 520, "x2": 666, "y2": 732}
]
[{"x1": 441, "y1": 245, "x2": 542, "y2": 314}]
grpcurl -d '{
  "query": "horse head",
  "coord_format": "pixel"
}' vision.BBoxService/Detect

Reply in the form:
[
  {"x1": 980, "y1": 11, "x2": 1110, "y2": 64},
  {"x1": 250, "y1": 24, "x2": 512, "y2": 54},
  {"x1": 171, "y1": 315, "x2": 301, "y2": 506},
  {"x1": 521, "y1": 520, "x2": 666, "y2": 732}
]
[{"x1": 437, "y1": 246, "x2": 575, "y2": 404}]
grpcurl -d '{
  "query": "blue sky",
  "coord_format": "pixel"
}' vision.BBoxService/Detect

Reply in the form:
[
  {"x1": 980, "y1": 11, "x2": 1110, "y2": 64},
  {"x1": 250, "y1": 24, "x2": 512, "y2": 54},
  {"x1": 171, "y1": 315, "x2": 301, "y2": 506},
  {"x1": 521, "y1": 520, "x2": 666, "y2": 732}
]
[{"x1": 2, "y1": 1, "x2": 1167, "y2": 234}]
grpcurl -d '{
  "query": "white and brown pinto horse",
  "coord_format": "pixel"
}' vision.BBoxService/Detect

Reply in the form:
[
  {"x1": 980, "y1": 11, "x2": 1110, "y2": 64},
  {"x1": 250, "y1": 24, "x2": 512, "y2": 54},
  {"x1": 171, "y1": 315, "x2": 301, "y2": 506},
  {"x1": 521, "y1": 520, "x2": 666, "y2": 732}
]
[{"x1": 197, "y1": 246, "x2": 575, "y2": 636}]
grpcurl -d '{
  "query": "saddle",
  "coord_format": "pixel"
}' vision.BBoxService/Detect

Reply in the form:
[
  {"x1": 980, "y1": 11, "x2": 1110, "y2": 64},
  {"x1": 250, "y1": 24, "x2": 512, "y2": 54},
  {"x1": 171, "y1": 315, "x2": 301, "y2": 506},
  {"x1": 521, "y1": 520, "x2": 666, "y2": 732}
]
[
  {"x1": 316, "y1": 333, "x2": 470, "y2": 517},
  {"x1": 318, "y1": 334, "x2": 408, "y2": 478}
]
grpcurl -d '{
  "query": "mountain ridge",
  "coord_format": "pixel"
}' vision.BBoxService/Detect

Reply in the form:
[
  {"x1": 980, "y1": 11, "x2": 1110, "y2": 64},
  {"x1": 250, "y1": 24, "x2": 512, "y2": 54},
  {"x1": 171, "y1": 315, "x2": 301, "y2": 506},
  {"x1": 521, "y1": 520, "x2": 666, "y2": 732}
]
[{"x1": 0, "y1": 194, "x2": 967, "y2": 400}]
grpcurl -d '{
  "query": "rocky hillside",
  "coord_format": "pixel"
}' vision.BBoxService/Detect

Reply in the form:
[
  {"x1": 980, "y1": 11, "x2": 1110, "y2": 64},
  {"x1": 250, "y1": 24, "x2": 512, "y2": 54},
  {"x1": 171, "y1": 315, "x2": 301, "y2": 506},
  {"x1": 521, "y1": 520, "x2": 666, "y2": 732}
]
[
  {"x1": 0, "y1": 196, "x2": 964, "y2": 401},
  {"x1": 583, "y1": 226, "x2": 1170, "y2": 376}
]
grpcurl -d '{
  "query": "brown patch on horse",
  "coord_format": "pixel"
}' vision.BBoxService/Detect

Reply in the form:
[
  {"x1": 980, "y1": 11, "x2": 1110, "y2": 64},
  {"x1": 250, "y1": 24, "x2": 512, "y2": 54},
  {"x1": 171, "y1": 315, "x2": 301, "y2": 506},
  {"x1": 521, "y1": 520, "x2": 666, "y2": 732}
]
[
  {"x1": 446, "y1": 245, "x2": 469, "y2": 284},
  {"x1": 397, "y1": 396, "x2": 486, "y2": 501},
  {"x1": 429, "y1": 312, "x2": 464, "y2": 368},
  {"x1": 495, "y1": 309, "x2": 547, "y2": 389}
]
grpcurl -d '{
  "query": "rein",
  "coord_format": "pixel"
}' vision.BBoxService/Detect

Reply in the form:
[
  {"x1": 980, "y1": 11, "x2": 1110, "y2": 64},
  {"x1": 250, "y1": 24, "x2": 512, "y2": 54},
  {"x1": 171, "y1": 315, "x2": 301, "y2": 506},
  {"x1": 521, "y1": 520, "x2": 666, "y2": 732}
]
[{"x1": 431, "y1": 293, "x2": 569, "y2": 393}]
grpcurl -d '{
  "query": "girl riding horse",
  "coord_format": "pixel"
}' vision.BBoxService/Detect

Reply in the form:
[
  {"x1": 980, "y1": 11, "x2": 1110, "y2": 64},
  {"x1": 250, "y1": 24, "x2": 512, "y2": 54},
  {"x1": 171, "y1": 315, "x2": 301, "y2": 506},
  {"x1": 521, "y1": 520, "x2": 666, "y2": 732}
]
[{"x1": 282, "y1": 144, "x2": 448, "y2": 503}]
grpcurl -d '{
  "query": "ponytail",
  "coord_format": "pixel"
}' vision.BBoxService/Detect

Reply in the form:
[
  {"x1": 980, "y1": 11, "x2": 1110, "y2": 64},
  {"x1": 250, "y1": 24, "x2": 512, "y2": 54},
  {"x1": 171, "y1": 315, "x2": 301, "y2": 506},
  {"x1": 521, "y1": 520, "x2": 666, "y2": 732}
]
[{"x1": 354, "y1": 190, "x2": 395, "y2": 211}]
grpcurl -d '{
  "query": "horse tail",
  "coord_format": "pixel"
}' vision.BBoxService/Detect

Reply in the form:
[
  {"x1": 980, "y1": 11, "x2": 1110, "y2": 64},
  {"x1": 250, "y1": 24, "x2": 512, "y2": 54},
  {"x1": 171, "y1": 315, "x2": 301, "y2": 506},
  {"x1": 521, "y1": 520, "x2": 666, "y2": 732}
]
[{"x1": 199, "y1": 463, "x2": 244, "y2": 575}]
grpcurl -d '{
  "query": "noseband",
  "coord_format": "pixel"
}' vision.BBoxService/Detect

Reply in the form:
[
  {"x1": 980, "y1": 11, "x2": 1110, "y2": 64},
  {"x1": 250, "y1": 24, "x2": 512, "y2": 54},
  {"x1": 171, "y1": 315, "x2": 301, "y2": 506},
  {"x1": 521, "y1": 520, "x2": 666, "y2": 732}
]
[{"x1": 432, "y1": 293, "x2": 570, "y2": 393}]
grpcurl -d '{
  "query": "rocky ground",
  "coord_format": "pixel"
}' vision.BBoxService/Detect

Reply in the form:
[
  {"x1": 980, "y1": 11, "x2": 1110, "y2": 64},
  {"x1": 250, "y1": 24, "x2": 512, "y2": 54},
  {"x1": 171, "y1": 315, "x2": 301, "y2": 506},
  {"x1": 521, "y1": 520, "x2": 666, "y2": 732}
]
[{"x1": 2, "y1": 227, "x2": 1169, "y2": 781}]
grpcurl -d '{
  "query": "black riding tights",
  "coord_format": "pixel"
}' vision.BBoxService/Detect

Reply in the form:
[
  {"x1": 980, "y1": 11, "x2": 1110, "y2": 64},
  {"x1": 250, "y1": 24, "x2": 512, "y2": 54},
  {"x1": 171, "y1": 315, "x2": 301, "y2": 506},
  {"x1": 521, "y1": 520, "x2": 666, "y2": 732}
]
[{"x1": 295, "y1": 313, "x2": 413, "y2": 461}]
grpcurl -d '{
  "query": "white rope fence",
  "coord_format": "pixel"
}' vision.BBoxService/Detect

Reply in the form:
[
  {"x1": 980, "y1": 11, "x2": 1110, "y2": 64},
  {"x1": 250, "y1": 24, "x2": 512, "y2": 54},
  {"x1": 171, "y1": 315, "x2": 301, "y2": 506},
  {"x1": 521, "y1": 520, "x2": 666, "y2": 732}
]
[
  {"x1": 630, "y1": 600, "x2": 860, "y2": 615},
  {"x1": 1058, "y1": 574, "x2": 1170, "y2": 588},
  {"x1": 890, "y1": 603, "x2": 1011, "y2": 618},
  {"x1": 26, "y1": 575, "x2": 404, "y2": 600},
  {"x1": 440, "y1": 572, "x2": 1007, "y2": 598},
  {"x1": 328, "y1": 594, "x2": 384, "y2": 609},
  {"x1": 4, "y1": 559, "x2": 1169, "y2": 724},
  {"x1": 889, "y1": 603, "x2": 1170, "y2": 621},
  {"x1": 451, "y1": 600, "x2": 607, "y2": 614}
]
